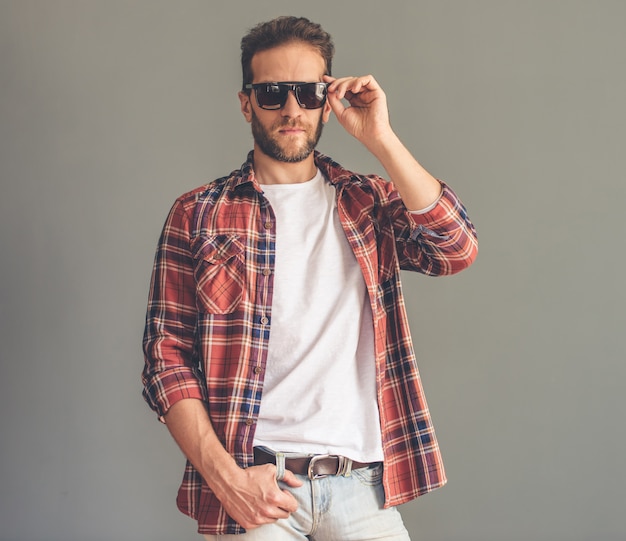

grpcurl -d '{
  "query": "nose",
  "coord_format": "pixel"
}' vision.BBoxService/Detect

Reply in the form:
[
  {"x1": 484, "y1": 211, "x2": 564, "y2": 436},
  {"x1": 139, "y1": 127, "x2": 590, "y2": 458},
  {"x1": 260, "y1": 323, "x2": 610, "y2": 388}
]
[{"x1": 280, "y1": 89, "x2": 302, "y2": 117}]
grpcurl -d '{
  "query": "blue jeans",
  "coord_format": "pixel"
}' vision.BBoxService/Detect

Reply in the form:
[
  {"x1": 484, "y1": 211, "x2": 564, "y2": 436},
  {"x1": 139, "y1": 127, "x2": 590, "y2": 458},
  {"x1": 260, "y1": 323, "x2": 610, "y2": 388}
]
[{"x1": 203, "y1": 463, "x2": 410, "y2": 541}]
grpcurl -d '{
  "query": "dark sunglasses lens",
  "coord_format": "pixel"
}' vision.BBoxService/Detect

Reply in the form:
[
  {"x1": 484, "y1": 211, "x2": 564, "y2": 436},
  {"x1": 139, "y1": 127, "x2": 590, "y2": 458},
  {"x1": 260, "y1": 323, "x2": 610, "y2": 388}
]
[
  {"x1": 297, "y1": 83, "x2": 327, "y2": 108},
  {"x1": 253, "y1": 83, "x2": 327, "y2": 109},
  {"x1": 256, "y1": 84, "x2": 287, "y2": 109}
]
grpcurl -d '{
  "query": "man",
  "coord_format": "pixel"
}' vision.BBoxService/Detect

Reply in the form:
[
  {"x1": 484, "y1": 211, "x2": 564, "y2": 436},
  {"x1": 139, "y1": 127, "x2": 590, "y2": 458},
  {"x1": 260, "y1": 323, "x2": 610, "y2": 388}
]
[{"x1": 142, "y1": 16, "x2": 478, "y2": 540}]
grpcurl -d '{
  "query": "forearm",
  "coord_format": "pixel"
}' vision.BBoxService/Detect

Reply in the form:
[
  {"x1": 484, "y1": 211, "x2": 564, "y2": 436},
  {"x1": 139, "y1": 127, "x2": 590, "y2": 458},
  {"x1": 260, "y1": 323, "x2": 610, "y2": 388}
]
[
  {"x1": 164, "y1": 398, "x2": 240, "y2": 491},
  {"x1": 367, "y1": 130, "x2": 442, "y2": 212},
  {"x1": 164, "y1": 398, "x2": 301, "y2": 529}
]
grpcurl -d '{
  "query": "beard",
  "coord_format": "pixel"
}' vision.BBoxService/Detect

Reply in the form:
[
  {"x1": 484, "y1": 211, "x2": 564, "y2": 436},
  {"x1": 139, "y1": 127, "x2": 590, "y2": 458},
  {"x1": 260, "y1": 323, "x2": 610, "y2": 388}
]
[{"x1": 251, "y1": 109, "x2": 324, "y2": 163}]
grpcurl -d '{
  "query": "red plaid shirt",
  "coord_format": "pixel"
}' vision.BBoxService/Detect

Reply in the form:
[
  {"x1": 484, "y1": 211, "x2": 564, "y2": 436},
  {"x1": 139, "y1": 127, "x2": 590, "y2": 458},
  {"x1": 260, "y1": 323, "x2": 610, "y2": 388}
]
[{"x1": 142, "y1": 151, "x2": 478, "y2": 535}]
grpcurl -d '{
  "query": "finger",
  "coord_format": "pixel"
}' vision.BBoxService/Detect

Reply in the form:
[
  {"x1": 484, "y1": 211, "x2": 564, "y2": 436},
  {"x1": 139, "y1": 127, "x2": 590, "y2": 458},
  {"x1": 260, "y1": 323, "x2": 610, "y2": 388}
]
[
  {"x1": 280, "y1": 469, "x2": 304, "y2": 488},
  {"x1": 326, "y1": 87, "x2": 348, "y2": 119},
  {"x1": 270, "y1": 469, "x2": 301, "y2": 515},
  {"x1": 273, "y1": 486, "x2": 299, "y2": 514},
  {"x1": 326, "y1": 76, "x2": 357, "y2": 100},
  {"x1": 333, "y1": 75, "x2": 377, "y2": 99},
  {"x1": 335, "y1": 78, "x2": 359, "y2": 100},
  {"x1": 270, "y1": 502, "x2": 295, "y2": 519},
  {"x1": 241, "y1": 504, "x2": 290, "y2": 530}
]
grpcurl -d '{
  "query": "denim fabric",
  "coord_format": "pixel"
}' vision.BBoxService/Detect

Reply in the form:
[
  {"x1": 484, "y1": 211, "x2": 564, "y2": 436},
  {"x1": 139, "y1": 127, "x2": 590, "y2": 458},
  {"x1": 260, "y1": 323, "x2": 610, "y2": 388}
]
[{"x1": 203, "y1": 464, "x2": 410, "y2": 541}]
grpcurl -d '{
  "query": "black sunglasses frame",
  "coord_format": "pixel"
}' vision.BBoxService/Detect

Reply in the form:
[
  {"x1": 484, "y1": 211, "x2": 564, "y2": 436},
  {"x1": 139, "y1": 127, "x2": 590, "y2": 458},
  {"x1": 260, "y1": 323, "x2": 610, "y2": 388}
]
[{"x1": 245, "y1": 82, "x2": 329, "y2": 110}]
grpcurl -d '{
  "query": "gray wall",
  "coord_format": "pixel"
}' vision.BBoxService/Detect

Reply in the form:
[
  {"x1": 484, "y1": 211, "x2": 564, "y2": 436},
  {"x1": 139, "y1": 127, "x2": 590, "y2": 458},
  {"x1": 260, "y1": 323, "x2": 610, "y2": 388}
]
[{"x1": 1, "y1": 1, "x2": 624, "y2": 540}]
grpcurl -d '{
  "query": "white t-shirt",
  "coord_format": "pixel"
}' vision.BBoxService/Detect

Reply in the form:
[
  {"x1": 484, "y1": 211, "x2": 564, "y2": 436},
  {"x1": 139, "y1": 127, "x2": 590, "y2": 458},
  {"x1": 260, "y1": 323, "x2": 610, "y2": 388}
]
[{"x1": 253, "y1": 169, "x2": 384, "y2": 463}]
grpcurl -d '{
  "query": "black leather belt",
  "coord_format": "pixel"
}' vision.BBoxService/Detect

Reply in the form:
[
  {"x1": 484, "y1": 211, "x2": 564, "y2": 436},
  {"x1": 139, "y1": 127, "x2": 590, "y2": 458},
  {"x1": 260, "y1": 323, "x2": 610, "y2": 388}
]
[{"x1": 253, "y1": 447, "x2": 374, "y2": 479}]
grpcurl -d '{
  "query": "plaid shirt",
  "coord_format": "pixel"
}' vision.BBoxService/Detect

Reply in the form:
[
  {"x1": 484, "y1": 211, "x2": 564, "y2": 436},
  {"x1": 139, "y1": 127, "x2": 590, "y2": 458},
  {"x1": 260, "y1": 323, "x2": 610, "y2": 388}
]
[{"x1": 142, "y1": 151, "x2": 478, "y2": 535}]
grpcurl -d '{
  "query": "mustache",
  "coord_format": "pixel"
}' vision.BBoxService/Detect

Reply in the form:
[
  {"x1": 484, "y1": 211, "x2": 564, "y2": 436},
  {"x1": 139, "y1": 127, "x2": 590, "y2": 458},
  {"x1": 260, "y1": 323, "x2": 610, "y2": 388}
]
[{"x1": 273, "y1": 119, "x2": 306, "y2": 129}]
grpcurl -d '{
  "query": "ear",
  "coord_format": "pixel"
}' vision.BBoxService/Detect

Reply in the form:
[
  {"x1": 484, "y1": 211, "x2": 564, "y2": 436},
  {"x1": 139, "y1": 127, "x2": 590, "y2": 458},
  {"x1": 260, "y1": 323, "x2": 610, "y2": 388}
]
[
  {"x1": 322, "y1": 97, "x2": 332, "y2": 124},
  {"x1": 238, "y1": 91, "x2": 253, "y2": 123}
]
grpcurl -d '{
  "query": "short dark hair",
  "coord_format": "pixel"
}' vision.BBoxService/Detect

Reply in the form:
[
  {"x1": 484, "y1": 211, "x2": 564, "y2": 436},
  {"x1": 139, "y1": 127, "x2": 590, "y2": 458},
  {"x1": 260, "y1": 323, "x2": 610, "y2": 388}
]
[{"x1": 240, "y1": 16, "x2": 334, "y2": 90}]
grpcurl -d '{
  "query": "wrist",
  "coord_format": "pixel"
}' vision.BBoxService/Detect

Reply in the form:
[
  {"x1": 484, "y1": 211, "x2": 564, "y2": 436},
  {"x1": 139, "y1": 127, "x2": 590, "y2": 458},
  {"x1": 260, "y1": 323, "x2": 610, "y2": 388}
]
[
  {"x1": 363, "y1": 128, "x2": 403, "y2": 160},
  {"x1": 200, "y1": 451, "x2": 244, "y2": 496}
]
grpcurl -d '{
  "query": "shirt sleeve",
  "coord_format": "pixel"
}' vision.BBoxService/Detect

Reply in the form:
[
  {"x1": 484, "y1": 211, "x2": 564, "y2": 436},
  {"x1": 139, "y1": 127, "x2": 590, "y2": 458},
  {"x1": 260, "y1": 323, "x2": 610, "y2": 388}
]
[
  {"x1": 142, "y1": 198, "x2": 207, "y2": 422},
  {"x1": 387, "y1": 180, "x2": 478, "y2": 276}
]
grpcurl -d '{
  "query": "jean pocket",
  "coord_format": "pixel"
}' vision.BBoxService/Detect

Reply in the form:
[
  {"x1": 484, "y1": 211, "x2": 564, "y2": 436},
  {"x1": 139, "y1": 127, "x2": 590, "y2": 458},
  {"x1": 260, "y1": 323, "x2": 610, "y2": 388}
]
[
  {"x1": 351, "y1": 462, "x2": 383, "y2": 486},
  {"x1": 192, "y1": 234, "x2": 245, "y2": 314}
]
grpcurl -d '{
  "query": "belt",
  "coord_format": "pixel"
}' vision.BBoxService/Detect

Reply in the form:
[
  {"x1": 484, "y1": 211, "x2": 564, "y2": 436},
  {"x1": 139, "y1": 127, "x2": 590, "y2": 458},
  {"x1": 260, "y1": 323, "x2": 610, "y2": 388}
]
[{"x1": 253, "y1": 447, "x2": 374, "y2": 480}]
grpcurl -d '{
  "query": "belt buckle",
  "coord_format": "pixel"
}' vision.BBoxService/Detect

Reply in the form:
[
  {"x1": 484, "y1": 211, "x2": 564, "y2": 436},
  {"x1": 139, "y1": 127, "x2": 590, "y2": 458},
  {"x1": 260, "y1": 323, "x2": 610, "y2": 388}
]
[{"x1": 307, "y1": 454, "x2": 331, "y2": 480}]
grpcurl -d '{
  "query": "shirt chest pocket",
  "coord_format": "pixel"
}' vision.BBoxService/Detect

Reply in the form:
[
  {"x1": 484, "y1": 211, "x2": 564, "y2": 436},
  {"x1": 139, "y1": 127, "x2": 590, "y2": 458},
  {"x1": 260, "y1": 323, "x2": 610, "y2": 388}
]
[{"x1": 191, "y1": 234, "x2": 245, "y2": 314}]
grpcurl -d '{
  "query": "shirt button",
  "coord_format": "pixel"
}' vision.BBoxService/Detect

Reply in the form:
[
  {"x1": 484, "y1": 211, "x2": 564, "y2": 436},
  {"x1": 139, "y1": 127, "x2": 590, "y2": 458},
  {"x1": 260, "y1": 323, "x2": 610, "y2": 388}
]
[
  {"x1": 262, "y1": 268, "x2": 271, "y2": 276},
  {"x1": 260, "y1": 316, "x2": 269, "y2": 325},
  {"x1": 245, "y1": 419, "x2": 254, "y2": 426},
  {"x1": 264, "y1": 221, "x2": 272, "y2": 229},
  {"x1": 254, "y1": 366, "x2": 263, "y2": 374}
]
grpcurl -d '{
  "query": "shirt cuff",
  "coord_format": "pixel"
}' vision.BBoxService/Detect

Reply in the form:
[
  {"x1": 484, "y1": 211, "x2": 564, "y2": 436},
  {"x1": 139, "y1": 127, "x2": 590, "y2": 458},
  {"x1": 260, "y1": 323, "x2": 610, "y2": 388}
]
[{"x1": 143, "y1": 366, "x2": 207, "y2": 423}]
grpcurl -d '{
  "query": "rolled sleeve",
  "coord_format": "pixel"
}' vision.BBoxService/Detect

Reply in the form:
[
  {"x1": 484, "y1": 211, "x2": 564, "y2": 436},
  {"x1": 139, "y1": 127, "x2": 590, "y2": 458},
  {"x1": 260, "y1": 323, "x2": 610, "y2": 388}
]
[
  {"x1": 142, "y1": 365, "x2": 206, "y2": 423},
  {"x1": 401, "y1": 182, "x2": 478, "y2": 275},
  {"x1": 142, "y1": 197, "x2": 207, "y2": 422}
]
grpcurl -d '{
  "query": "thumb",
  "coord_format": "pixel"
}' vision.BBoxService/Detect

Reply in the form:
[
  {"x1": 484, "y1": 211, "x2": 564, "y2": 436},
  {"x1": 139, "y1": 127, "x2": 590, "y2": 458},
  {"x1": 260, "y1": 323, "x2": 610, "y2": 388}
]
[
  {"x1": 281, "y1": 469, "x2": 304, "y2": 488},
  {"x1": 326, "y1": 88, "x2": 347, "y2": 120}
]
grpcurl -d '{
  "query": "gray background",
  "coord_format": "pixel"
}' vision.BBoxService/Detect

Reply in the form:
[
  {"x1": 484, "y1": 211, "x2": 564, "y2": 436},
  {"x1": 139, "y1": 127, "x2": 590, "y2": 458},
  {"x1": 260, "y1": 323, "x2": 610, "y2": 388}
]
[{"x1": 1, "y1": 1, "x2": 624, "y2": 540}]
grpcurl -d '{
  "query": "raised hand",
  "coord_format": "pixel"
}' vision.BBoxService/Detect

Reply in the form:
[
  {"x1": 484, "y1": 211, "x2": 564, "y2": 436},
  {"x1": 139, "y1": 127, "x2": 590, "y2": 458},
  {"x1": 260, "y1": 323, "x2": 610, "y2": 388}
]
[
  {"x1": 324, "y1": 74, "x2": 394, "y2": 150},
  {"x1": 324, "y1": 74, "x2": 442, "y2": 210}
]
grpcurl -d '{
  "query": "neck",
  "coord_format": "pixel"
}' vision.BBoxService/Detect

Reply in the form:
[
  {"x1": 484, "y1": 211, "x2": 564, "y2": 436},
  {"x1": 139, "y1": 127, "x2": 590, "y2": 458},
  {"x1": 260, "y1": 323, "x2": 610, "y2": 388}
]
[{"x1": 252, "y1": 147, "x2": 318, "y2": 185}]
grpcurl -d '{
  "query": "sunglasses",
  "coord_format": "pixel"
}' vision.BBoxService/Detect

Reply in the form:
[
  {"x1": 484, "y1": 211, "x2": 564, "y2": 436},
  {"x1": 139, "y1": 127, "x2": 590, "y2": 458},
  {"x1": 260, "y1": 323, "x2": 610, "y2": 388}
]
[{"x1": 245, "y1": 82, "x2": 328, "y2": 110}]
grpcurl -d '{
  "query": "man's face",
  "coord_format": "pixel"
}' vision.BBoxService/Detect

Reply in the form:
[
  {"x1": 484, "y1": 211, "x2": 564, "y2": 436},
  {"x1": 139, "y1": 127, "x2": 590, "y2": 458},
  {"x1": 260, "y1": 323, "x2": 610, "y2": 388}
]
[{"x1": 239, "y1": 42, "x2": 332, "y2": 163}]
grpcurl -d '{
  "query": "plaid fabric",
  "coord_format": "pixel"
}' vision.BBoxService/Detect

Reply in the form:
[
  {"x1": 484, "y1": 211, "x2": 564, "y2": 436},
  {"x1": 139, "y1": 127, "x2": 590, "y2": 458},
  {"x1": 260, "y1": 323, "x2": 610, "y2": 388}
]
[{"x1": 142, "y1": 151, "x2": 478, "y2": 535}]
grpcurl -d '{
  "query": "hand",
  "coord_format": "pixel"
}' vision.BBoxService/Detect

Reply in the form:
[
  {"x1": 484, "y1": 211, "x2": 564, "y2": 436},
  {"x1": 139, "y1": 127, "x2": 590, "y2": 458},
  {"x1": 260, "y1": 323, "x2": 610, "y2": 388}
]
[
  {"x1": 324, "y1": 74, "x2": 394, "y2": 150},
  {"x1": 163, "y1": 400, "x2": 303, "y2": 531},
  {"x1": 324, "y1": 74, "x2": 442, "y2": 210},
  {"x1": 213, "y1": 464, "x2": 303, "y2": 530}
]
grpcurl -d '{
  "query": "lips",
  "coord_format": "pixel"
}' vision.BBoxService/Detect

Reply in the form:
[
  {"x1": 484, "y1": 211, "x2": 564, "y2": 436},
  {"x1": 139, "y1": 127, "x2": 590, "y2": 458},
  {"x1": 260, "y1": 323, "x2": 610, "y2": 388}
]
[
  {"x1": 279, "y1": 128, "x2": 305, "y2": 135},
  {"x1": 276, "y1": 121, "x2": 306, "y2": 135}
]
